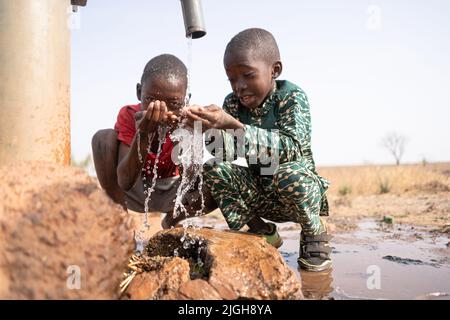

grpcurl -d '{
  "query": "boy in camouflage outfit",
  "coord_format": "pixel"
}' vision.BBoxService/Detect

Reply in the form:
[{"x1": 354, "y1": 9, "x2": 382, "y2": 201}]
[{"x1": 186, "y1": 28, "x2": 332, "y2": 272}]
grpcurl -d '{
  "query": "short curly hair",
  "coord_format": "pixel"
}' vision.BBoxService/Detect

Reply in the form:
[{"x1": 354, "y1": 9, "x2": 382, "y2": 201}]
[
  {"x1": 140, "y1": 54, "x2": 187, "y2": 85},
  {"x1": 224, "y1": 28, "x2": 281, "y2": 64}
]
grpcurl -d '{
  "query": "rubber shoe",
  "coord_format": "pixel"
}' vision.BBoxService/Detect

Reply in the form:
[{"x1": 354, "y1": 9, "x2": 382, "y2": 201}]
[{"x1": 249, "y1": 223, "x2": 283, "y2": 248}]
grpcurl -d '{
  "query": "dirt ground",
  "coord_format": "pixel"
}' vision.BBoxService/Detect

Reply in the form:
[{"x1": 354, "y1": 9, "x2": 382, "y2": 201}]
[
  {"x1": 320, "y1": 163, "x2": 450, "y2": 234},
  {"x1": 326, "y1": 192, "x2": 450, "y2": 234}
]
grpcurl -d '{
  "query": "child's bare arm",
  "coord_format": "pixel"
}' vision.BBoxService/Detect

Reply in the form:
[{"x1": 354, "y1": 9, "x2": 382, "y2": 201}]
[{"x1": 185, "y1": 104, "x2": 243, "y2": 130}]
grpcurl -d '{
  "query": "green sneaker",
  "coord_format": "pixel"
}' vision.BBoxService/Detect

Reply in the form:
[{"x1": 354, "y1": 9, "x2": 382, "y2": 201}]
[
  {"x1": 249, "y1": 223, "x2": 283, "y2": 248},
  {"x1": 298, "y1": 231, "x2": 333, "y2": 272}
]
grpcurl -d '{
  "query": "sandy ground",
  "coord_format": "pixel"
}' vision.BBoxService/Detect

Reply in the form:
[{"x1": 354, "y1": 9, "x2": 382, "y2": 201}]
[
  {"x1": 326, "y1": 192, "x2": 450, "y2": 234},
  {"x1": 316, "y1": 163, "x2": 450, "y2": 235}
]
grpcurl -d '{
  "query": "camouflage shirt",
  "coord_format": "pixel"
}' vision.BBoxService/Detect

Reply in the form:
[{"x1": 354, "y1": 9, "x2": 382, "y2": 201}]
[{"x1": 220, "y1": 80, "x2": 320, "y2": 175}]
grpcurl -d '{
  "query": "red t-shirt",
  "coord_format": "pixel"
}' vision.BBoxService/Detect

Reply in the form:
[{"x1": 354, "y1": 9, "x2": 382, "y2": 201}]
[{"x1": 114, "y1": 103, "x2": 179, "y2": 178}]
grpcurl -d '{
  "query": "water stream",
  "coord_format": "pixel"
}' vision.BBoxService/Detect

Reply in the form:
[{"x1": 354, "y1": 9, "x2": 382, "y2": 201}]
[{"x1": 135, "y1": 35, "x2": 206, "y2": 252}]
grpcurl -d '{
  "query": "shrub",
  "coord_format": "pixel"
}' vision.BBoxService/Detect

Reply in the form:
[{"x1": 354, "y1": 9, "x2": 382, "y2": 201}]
[{"x1": 338, "y1": 185, "x2": 352, "y2": 196}]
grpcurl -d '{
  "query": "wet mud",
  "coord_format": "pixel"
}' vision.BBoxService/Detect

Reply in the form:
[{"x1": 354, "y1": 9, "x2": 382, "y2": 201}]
[{"x1": 278, "y1": 220, "x2": 450, "y2": 300}]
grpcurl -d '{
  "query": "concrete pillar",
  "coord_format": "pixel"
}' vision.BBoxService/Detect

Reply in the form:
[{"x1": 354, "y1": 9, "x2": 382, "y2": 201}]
[{"x1": 0, "y1": 0, "x2": 71, "y2": 165}]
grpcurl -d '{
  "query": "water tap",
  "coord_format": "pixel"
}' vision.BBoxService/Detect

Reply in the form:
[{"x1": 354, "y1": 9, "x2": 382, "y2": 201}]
[{"x1": 180, "y1": 0, "x2": 207, "y2": 39}]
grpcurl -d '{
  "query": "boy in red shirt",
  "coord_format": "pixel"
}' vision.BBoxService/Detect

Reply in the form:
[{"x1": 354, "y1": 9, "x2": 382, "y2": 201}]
[{"x1": 92, "y1": 54, "x2": 217, "y2": 228}]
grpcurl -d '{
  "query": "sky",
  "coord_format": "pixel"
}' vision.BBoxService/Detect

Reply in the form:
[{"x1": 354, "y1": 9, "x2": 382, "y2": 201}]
[{"x1": 71, "y1": 0, "x2": 450, "y2": 166}]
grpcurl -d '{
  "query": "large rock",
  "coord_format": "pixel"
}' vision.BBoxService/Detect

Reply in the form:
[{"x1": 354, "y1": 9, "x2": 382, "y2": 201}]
[
  {"x1": 0, "y1": 162, "x2": 134, "y2": 299},
  {"x1": 126, "y1": 256, "x2": 192, "y2": 300},
  {"x1": 124, "y1": 227, "x2": 303, "y2": 300}
]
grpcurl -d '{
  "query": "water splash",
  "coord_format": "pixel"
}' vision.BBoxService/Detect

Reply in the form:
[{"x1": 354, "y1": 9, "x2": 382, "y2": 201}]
[
  {"x1": 135, "y1": 34, "x2": 207, "y2": 255},
  {"x1": 143, "y1": 126, "x2": 168, "y2": 228},
  {"x1": 170, "y1": 34, "x2": 208, "y2": 253},
  {"x1": 135, "y1": 126, "x2": 167, "y2": 252},
  {"x1": 170, "y1": 119, "x2": 205, "y2": 220},
  {"x1": 196, "y1": 244, "x2": 204, "y2": 267},
  {"x1": 186, "y1": 35, "x2": 193, "y2": 106}
]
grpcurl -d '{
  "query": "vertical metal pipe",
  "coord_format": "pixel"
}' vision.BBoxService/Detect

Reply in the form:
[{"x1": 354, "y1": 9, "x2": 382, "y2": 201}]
[
  {"x1": 0, "y1": 0, "x2": 71, "y2": 166},
  {"x1": 180, "y1": 0, "x2": 206, "y2": 39}
]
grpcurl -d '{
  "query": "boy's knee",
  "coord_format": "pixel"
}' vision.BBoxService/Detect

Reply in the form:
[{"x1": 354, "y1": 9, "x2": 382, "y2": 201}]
[
  {"x1": 92, "y1": 129, "x2": 118, "y2": 154},
  {"x1": 203, "y1": 161, "x2": 236, "y2": 193},
  {"x1": 92, "y1": 129, "x2": 119, "y2": 171},
  {"x1": 91, "y1": 129, "x2": 122, "y2": 199},
  {"x1": 274, "y1": 161, "x2": 316, "y2": 192}
]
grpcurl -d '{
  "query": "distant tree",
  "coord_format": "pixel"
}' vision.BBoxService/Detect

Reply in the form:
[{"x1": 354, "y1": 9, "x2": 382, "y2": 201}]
[
  {"x1": 421, "y1": 156, "x2": 427, "y2": 167},
  {"x1": 381, "y1": 132, "x2": 408, "y2": 165}
]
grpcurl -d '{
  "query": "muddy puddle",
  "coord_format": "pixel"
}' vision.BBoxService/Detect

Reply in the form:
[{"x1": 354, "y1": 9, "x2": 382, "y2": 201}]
[
  {"x1": 155, "y1": 214, "x2": 450, "y2": 300},
  {"x1": 278, "y1": 220, "x2": 450, "y2": 300}
]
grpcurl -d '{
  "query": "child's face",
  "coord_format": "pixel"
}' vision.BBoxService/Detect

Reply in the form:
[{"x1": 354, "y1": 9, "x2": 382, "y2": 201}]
[
  {"x1": 137, "y1": 76, "x2": 186, "y2": 117},
  {"x1": 224, "y1": 50, "x2": 280, "y2": 109}
]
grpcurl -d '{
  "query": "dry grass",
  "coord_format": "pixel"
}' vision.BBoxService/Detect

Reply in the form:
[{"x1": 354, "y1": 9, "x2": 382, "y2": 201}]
[{"x1": 317, "y1": 162, "x2": 450, "y2": 197}]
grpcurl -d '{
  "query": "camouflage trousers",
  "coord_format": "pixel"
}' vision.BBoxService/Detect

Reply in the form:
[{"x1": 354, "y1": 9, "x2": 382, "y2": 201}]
[{"x1": 203, "y1": 159, "x2": 329, "y2": 236}]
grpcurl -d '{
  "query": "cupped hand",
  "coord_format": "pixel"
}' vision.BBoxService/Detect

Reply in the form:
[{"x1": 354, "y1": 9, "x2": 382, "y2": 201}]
[
  {"x1": 135, "y1": 100, "x2": 179, "y2": 133},
  {"x1": 184, "y1": 104, "x2": 243, "y2": 130}
]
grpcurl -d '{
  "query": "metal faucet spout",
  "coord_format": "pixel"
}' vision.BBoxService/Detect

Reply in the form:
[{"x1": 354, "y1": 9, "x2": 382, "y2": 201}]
[{"x1": 180, "y1": 0, "x2": 206, "y2": 39}]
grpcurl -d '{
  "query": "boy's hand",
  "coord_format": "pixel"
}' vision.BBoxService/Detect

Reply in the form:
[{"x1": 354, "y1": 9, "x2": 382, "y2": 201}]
[
  {"x1": 135, "y1": 100, "x2": 179, "y2": 132},
  {"x1": 185, "y1": 104, "x2": 243, "y2": 130}
]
